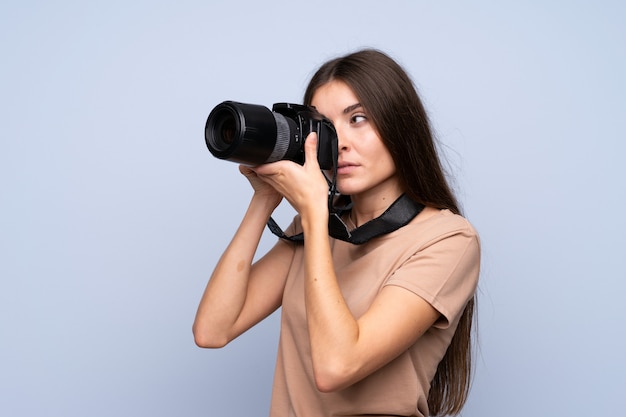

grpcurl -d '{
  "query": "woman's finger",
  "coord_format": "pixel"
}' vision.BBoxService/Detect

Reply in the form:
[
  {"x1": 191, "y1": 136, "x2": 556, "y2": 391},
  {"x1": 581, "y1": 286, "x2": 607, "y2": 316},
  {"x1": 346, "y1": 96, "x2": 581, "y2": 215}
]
[{"x1": 304, "y1": 132, "x2": 319, "y2": 168}]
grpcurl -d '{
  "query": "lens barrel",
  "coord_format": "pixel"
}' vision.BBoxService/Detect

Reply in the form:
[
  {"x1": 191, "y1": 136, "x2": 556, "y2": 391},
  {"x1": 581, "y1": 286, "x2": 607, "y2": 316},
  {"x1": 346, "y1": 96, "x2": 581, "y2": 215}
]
[{"x1": 205, "y1": 101, "x2": 300, "y2": 166}]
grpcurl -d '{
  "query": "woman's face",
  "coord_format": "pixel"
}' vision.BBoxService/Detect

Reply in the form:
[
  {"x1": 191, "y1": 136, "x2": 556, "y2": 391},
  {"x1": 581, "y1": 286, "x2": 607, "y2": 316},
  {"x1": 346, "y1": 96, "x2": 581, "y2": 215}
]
[{"x1": 310, "y1": 80, "x2": 401, "y2": 199}]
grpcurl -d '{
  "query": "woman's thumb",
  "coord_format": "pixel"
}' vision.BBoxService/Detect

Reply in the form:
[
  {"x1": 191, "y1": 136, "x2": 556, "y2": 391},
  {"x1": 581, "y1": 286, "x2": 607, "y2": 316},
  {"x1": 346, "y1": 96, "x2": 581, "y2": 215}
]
[{"x1": 304, "y1": 132, "x2": 319, "y2": 165}]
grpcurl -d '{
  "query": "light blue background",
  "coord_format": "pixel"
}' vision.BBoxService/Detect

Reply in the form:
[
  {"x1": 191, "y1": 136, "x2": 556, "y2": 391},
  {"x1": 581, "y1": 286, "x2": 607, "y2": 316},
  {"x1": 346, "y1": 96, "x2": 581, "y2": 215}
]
[{"x1": 2, "y1": 1, "x2": 625, "y2": 416}]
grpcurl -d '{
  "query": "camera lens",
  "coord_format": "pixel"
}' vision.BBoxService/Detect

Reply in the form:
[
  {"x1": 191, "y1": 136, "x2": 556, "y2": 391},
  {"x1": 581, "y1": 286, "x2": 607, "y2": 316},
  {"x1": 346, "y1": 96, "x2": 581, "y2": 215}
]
[
  {"x1": 214, "y1": 110, "x2": 237, "y2": 149},
  {"x1": 209, "y1": 108, "x2": 238, "y2": 151},
  {"x1": 205, "y1": 101, "x2": 300, "y2": 166},
  {"x1": 220, "y1": 119, "x2": 236, "y2": 145},
  {"x1": 205, "y1": 101, "x2": 336, "y2": 169}
]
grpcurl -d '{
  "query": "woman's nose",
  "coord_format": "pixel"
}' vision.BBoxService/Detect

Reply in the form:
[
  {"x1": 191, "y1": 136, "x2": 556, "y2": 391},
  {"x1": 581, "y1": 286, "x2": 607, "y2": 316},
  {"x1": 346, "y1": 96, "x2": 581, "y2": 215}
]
[{"x1": 335, "y1": 127, "x2": 349, "y2": 151}]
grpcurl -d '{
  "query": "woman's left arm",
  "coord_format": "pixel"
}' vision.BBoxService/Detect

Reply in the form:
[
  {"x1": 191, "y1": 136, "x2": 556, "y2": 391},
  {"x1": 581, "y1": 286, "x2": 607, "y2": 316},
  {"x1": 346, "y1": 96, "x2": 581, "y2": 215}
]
[
  {"x1": 253, "y1": 135, "x2": 441, "y2": 393},
  {"x1": 302, "y1": 225, "x2": 440, "y2": 392}
]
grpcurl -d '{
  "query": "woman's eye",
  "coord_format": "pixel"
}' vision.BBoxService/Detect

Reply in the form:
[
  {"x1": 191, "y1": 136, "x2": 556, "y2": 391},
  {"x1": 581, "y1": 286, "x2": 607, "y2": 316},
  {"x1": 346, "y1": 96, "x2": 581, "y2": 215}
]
[{"x1": 351, "y1": 114, "x2": 367, "y2": 124}]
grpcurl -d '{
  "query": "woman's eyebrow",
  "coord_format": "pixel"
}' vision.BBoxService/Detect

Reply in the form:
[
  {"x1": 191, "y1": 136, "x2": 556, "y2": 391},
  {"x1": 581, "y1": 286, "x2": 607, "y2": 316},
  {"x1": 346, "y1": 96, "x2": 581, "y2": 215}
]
[{"x1": 342, "y1": 103, "x2": 362, "y2": 114}]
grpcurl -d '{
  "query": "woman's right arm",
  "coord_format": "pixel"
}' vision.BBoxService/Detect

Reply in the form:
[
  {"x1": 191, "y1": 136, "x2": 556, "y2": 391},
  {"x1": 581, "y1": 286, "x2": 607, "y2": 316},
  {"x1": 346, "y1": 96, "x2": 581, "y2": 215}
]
[{"x1": 192, "y1": 168, "x2": 295, "y2": 348}]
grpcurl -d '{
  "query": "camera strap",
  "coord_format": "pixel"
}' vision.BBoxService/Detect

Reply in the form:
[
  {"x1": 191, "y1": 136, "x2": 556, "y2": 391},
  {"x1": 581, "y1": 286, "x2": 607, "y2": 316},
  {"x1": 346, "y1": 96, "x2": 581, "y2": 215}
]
[
  {"x1": 267, "y1": 193, "x2": 424, "y2": 245},
  {"x1": 266, "y1": 131, "x2": 423, "y2": 244}
]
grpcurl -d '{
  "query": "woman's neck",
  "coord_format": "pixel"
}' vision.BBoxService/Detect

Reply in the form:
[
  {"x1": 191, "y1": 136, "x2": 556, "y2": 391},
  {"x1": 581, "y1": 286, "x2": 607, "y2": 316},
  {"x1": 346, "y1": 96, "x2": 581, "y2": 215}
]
[{"x1": 349, "y1": 187, "x2": 404, "y2": 228}]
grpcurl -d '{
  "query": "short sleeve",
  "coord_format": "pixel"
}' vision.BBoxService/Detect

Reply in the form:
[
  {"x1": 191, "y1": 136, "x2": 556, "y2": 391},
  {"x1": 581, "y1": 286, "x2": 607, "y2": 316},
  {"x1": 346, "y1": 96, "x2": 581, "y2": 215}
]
[{"x1": 384, "y1": 225, "x2": 480, "y2": 328}]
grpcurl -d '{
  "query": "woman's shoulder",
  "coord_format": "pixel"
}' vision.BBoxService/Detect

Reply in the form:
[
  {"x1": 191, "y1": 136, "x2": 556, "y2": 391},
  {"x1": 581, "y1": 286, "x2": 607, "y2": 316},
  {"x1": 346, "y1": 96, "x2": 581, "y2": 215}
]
[
  {"x1": 281, "y1": 208, "x2": 478, "y2": 249},
  {"x1": 426, "y1": 208, "x2": 476, "y2": 230},
  {"x1": 382, "y1": 208, "x2": 479, "y2": 253}
]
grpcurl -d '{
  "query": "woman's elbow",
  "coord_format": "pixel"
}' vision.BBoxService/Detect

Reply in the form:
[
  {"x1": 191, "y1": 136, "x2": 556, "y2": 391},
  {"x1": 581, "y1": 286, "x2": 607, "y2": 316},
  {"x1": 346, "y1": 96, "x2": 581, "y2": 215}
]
[
  {"x1": 313, "y1": 362, "x2": 355, "y2": 393},
  {"x1": 192, "y1": 325, "x2": 230, "y2": 349}
]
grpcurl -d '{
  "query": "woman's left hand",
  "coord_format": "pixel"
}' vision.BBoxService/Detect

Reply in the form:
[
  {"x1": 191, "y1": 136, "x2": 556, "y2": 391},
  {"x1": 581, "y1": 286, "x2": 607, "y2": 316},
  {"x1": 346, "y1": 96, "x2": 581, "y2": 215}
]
[{"x1": 252, "y1": 132, "x2": 329, "y2": 218}]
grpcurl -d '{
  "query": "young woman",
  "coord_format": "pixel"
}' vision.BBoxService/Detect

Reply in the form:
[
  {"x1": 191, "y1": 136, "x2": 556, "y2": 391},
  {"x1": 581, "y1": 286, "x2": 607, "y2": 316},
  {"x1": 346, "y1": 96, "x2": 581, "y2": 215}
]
[{"x1": 193, "y1": 49, "x2": 480, "y2": 417}]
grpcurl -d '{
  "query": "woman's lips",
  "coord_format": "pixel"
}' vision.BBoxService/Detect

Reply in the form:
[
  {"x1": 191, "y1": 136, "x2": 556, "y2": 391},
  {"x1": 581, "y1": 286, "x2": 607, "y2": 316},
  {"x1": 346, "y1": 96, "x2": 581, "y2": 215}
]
[{"x1": 336, "y1": 162, "x2": 358, "y2": 175}]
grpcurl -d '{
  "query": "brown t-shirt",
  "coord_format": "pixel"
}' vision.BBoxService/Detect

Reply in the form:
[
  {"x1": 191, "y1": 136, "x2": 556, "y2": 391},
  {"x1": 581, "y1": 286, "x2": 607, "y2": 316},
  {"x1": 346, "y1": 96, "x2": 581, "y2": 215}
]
[{"x1": 269, "y1": 209, "x2": 480, "y2": 417}]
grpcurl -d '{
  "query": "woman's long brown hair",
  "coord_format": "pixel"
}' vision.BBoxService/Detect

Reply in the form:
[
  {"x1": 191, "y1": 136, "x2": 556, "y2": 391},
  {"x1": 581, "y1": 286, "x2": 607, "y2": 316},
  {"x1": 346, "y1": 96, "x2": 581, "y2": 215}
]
[{"x1": 304, "y1": 49, "x2": 476, "y2": 416}]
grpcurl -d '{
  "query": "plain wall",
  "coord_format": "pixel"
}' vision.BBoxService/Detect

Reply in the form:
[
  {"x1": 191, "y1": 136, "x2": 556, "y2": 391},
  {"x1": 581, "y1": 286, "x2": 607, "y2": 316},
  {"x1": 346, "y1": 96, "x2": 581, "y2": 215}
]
[{"x1": 1, "y1": 1, "x2": 625, "y2": 416}]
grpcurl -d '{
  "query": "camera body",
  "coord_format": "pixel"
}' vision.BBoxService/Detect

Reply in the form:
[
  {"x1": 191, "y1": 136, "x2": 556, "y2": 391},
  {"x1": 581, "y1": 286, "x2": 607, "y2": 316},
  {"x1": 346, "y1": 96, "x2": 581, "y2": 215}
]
[{"x1": 205, "y1": 101, "x2": 337, "y2": 169}]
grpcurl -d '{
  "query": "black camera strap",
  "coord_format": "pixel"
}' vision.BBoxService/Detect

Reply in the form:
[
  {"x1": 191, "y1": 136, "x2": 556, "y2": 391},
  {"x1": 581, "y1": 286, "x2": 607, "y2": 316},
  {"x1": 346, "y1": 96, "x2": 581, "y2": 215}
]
[
  {"x1": 266, "y1": 129, "x2": 423, "y2": 244},
  {"x1": 267, "y1": 193, "x2": 424, "y2": 245}
]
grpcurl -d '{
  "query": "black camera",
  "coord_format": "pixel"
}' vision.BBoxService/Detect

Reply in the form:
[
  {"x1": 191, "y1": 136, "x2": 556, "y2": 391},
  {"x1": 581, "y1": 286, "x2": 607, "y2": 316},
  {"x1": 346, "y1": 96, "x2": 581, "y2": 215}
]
[{"x1": 205, "y1": 101, "x2": 337, "y2": 169}]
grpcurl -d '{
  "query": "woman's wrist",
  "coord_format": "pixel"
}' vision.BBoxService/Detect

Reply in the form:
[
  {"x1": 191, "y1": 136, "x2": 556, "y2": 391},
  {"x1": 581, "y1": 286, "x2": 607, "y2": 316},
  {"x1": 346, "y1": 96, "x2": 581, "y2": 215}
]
[
  {"x1": 299, "y1": 203, "x2": 329, "y2": 235},
  {"x1": 249, "y1": 192, "x2": 282, "y2": 215}
]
